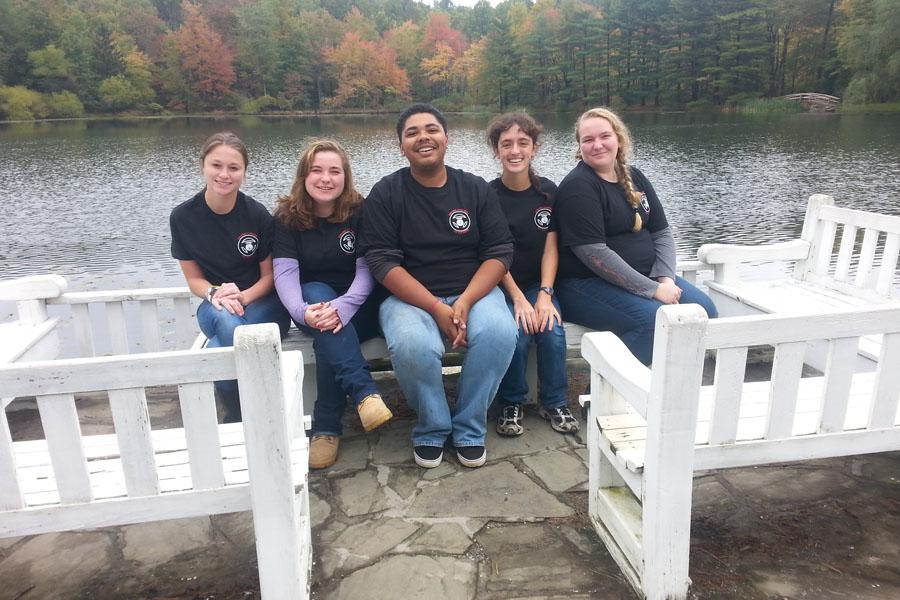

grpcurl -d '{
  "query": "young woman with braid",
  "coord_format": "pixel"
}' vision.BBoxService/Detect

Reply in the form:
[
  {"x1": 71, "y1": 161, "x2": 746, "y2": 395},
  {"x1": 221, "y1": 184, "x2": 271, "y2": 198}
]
[
  {"x1": 553, "y1": 108, "x2": 717, "y2": 365},
  {"x1": 486, "y1": 112, "x2": 577, "y2": 436},
  {"x1": 273, "y1": 139, "x2": 392, "y2": 469}
]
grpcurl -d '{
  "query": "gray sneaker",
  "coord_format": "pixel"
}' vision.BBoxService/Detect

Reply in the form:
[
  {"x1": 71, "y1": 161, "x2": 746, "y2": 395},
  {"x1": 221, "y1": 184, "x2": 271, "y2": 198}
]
[
  {"x1": 496, "y1": 404, "x2": 524, "y2": 436},
  {"x1": 539, "y1": 406, "x2": 580, "y2": 433}
]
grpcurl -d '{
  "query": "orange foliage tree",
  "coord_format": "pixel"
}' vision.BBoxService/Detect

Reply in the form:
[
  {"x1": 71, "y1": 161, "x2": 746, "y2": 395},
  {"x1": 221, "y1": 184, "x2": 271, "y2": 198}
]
[
  {"x1": 170, "y1": 1, "x2": 236, "y2": 110},
  {"x1": 326, "y1": 32, "x2": 409, "y2": 109}
]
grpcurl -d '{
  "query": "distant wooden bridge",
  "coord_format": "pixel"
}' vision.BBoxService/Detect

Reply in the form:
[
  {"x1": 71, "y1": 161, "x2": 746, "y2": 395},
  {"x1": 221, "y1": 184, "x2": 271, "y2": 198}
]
[{"x1": 782, "y1": 93, "x2": 841, "y2": 112}]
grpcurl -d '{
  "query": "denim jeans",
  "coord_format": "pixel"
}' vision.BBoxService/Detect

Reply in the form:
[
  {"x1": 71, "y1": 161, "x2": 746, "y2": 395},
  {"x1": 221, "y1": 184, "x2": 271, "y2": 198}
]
[
  {"x1": 298, "y1": 282, "x2": 381, "y2": 437},
  {"x1": 379, "y1": 286, "x2": 516, "y2": 448},
  {"x1": 497, "y1": 284, "x2": 568, "y2": 409},
  {"x1": 557, "y1": 275, "x2": 717, "y2": 365},
  {"x1": 197, "y1": 291, "x2": 291, "y2": 393}
]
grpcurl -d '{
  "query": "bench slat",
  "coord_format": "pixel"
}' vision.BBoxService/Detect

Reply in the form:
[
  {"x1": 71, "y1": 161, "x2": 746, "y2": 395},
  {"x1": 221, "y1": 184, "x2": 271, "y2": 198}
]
[
  {"x1": 140, "y1": 300, "x2": 162, "y2": 352},
  {"x1": 819, "y1": 204, "x2": 900, "y2": 236},
  {"x1": 708, "y1": 347, "x2": 747, "y2": 445},
  {"x1": 173, "y1": 297, "x2": 196, "y2": 348},
  {"x1": 813, "y1": 220, "x2": 837, "y2": 277},
  {"x1": 108, "y1": 387, "x2": 159, "y2": 497},
  {"x1": 0, "y1": 349, "x2": 236, "y2": 398},
  {"x1": 834, "y1": 224, "x2": 857, "y2": 282},
  {"x1": 106, "y1": 301, "x2": 129, "y2": 355},
  {"x1": 36, "y1": 393, "x2": 92, "y2": 503},
  {"x1": 765, "y1": 342, "x2": 806, "y2": 440},
  {"x1": 818, "y1": 338, "x2": 858, "y2": 433},
  {"x1": 0, "y1": 408, "x2": 25, "y2": 510},
  {"x1": 876, "y1": 232, "x2": 900, "y2": 297},
  {"x1": 870, "y1": 332, "x2": 900, "y2": 429},
  {"x1": 854, "y1": 229, "x2": 879, "y2": 287},
  {"x1": 178, "y1": 382, "x2": 225, "y2": 490},
  {"x1": 71, "y1": 303, "x2": 95, "y2": 357}
]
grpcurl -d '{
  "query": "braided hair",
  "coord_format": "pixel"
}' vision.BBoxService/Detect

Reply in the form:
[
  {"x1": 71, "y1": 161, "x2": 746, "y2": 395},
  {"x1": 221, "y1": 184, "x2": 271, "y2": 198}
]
[{"x1": 575, "y1": 107, "x2": 643, "y2": 232}]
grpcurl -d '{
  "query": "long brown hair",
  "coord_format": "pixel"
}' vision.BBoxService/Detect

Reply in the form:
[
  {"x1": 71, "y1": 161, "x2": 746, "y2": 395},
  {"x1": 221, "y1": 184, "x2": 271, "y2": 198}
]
[
  {"x1": 486, "y1": 111, "x2": 548, "y2": 199},
  {"x1": 575, "y1": 107, "x2": 643, "y2": 232},
  {"x1": 275, "y1": 139, "x2": 362, "y2": 231}
]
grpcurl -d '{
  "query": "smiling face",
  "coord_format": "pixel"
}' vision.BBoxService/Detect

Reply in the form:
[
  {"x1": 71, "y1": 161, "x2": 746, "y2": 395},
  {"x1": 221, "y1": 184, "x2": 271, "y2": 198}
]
[
  {"x1": 202, "y1": 144, "x2": 246, "y2": 200},
  {"x1": 496, "y1": 124, "x2": 536, "y2": 177},
  {"x1": 399, "y1": 112, "x2": 448, "y2": 174},
  {"x1": 304, "y1": 150, "x2": 345, "y2": 216},
  {"x1": 577, "y1": 116, "x2": 620, "y2": 177}
]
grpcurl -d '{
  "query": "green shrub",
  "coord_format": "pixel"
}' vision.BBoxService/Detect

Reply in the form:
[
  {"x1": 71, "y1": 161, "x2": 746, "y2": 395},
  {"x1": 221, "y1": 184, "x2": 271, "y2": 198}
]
[
  {"x1": 0, "y1": 85, "x2": 46, "y2": 120},
  {"x1": 239, "y1": 95, "x2": 282, "y2": 114},
  {"x1": 45, "y1": 91, "x2": 85, "y2": 118}
]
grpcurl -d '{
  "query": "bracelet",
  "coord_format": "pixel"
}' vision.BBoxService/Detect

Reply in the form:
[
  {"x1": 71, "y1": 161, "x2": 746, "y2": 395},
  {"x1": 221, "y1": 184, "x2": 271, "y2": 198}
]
[
  {"x1": 428, "y1": 297, "x2": 442, "y2": 314},
  {"x1": 206, "y1": 285, "x2": 220, "y2": 303}
]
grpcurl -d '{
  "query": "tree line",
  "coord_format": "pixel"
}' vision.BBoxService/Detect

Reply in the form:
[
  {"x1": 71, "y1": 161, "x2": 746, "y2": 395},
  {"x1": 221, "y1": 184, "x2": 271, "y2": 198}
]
[{"x1": 0, "y1": 0, "x2": 897, "y2": 121}]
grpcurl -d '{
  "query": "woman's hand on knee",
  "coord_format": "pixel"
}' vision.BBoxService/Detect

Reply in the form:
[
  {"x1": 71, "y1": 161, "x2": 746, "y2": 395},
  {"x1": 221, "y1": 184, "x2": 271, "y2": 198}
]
[
  {"x1": 433, "y1": 303, "x2": 464, "y2": 348},
  {"x1": 534, "y1": 295, "x2": 561, "y2": 332},
  {"x1": 653, "y1": 278, "x2": 682, "y2": 305},
  {"x1": 219, "y1": 295, "x2": 245, "y2": 315}
]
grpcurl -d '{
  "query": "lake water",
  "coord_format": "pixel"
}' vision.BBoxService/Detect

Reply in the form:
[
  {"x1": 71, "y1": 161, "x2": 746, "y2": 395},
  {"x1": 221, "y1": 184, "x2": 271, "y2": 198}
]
[{"x1": 1, "y1": 112, "x2": 899, "y2": 291}]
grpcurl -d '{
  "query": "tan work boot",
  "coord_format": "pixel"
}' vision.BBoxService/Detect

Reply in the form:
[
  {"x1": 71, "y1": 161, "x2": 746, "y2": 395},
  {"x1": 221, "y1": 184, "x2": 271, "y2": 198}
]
[
  {"x1": 309, "y1": 435, "x2": 339, "y2": 469},
  {"x1": 357, "y1": 394, "x2": 393, "y2": 432}
]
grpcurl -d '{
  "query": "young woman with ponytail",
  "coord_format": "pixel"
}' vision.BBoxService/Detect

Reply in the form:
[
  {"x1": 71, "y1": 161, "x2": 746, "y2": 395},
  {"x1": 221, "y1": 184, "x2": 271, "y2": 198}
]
[
  {"x1": 553, "y1": 107, "x2": 717, "y2": 365},
  {"x1": 486, "y1": 112, "x2": 577, "y2": 436}
]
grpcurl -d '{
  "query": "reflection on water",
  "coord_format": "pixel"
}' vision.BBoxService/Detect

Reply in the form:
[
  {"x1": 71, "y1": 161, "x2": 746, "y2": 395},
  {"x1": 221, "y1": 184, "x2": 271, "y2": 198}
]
[{"x1": 1, "y1": 112, "x2": 899, "y2": 290}]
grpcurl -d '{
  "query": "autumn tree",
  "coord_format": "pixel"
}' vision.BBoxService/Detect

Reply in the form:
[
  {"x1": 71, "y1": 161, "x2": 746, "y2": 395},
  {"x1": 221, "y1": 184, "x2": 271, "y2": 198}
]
[
  {"x1": 168, "y1": 1, "x2": 236, "y2": 110},
  {"x1": 326, "y1": 31, "x2": 409, "y2": 108}
]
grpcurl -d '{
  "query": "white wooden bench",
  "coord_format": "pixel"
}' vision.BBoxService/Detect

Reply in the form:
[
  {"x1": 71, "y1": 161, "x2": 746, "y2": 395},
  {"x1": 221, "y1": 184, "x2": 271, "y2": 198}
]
[
  {"x1": 0, "y1": 261, "x2": 705, "y2": 415},
  {"x1": 580, "y1": 303, "x2": 900, "y2": 600},
  {"x1": 698, "y1": 194, "x2": 900, "y2": 370},
  {"x1": 0, "y1": 323, "x2": 311, "y2": 599}
]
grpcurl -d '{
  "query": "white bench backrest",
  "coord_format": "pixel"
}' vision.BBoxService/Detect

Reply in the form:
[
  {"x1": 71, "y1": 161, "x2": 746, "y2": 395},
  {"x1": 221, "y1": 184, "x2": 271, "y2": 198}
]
[
  {"x1": 795, "y1": 194, "x2": 900, "y2": 299},
  {"x1": 0, "y1": 324, "x2": 302, "y2": 518},
  {"x1": 702, "y1": 306, "x2": 900, "y2": 446}
]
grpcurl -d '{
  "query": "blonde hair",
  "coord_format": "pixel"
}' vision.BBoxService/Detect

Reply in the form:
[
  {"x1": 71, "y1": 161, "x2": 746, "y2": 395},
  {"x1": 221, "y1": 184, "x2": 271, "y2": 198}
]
[
  {"x1": 275, "y1": 139, "x2": 362, "y2": 231},
  {"x1": 575, "y1": 107, "x2": 643, "y2": 232}
]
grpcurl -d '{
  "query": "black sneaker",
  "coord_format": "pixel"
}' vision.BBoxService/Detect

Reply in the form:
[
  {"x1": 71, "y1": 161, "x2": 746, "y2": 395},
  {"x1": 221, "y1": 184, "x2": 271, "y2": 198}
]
[
  {"x1": 456, "y1": 445, "x2": 486, "y2": 468},
  {"x1": 496, "y1": 404, "x2": 524, "y2": 436},
  {"x1": 413, "y1": 445, "x2": 443, "y2": 468},
  {"x1": 539, "y1": 406, "x2": 580, "y2": 433}
]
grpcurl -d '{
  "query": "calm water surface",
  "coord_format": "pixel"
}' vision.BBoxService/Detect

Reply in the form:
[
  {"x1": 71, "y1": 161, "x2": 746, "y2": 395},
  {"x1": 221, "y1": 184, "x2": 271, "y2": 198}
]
[{"x1": 1, "y1": 112, "x2": 899, "y2": 291}]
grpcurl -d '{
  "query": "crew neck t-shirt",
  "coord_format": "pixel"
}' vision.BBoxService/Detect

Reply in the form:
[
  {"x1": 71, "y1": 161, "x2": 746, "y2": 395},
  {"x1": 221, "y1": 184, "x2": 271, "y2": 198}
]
[
  {"x1": 491, "y1": 176, "x2": 558, "y2": 288},
  {"x1": 170, "y1": 190, "x2": 273, "y2": 291},
  {"x1": 360, "y1": 166, "x2": 513, "y2": 297},
  {"x1": 273, "y1": 212, "x2": 360, "y2": 294},
  {"x1": 554, "y1": 162, "x2": 668, "y2": 279}
]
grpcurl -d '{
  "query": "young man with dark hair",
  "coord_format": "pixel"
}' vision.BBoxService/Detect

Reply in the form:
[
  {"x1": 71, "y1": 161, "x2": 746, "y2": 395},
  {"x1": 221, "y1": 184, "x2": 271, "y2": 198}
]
[{"x1": 361, "y1": 104, "x2": 517, "y2": 468}]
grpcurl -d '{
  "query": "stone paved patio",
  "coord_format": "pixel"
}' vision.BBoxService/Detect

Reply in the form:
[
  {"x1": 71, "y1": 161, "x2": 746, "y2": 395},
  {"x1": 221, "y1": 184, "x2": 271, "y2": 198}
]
[{"x1": 1, "y1": 366, "x2": 899, "y2": 599}]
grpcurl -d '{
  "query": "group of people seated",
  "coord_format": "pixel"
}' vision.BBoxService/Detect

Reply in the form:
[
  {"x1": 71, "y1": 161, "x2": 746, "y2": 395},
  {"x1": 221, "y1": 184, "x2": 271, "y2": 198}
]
[{"x1": 169, "y1": 104, "x2": 718, "y2": 470}]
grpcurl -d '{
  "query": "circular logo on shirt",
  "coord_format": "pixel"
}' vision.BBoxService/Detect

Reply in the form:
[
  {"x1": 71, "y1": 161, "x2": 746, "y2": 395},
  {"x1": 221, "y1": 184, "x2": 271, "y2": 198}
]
[
  {"x1": 534, "y1": 206, "x2": 553, "y2": 231},
  {"x1": 339, "y1": 228, "x2": 356, "y2": 255},
  {"x1": 639, "y1": 192, "x2": 650, "y2": 214},
  {"x1": 237, "y1": 233, "x2": 259, "y2": 257},
  {"x1": 448, "y1": 209, "x2": 471, "y2": 234}
]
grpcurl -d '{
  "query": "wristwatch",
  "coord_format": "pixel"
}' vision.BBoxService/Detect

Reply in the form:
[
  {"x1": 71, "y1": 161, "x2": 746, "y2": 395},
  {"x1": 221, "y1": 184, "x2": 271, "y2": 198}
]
[
  {"x1": 206, "y1": 285, "x2": 220, "y2": 303},
  {"x1": 539, "y1": 286, "x2": 554, "y2": 296}
]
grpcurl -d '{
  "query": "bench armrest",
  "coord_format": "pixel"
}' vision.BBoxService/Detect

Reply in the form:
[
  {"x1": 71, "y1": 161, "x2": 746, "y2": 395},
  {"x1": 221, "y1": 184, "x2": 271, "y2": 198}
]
[
  {"x1": 698, "y1": 240, "x2": 810, "y2": 265},
  {"x1": 581, "y1": 331, "x2": 651, "y2": 417}
]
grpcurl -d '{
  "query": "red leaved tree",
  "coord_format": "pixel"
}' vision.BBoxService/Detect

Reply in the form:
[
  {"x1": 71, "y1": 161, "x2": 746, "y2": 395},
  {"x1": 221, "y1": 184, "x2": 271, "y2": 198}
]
[{"x1": 169, "y1": 1, "x2": 236, "y2": 111}]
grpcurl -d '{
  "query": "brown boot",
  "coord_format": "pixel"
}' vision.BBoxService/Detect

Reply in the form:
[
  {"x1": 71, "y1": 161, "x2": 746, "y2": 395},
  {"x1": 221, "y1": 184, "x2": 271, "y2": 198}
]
[
  {"x1": 357, "y1": 394, "x2": 393, "y2": 432},
  {"x1": 309, "y1": 435, "x2": 339, "y2": 469}
]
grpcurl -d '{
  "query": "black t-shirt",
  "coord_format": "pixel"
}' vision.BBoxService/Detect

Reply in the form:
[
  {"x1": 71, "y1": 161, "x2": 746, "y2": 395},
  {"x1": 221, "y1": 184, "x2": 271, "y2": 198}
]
[
  {"x1": 360, "y1": 167, "x2": 513, "y2": 296},
  {"x1": 272, "y1": 213, "x2": 360, "y2": 294},
  {"x1": 555, "y1": 162, "x2": 668, "y2": 279},
  {"x1": 170, "y1": 191, "x2": 274, "y2": 290},
  {"x1": 491, "y1": 176, "x2": 558, "y2": 288}
]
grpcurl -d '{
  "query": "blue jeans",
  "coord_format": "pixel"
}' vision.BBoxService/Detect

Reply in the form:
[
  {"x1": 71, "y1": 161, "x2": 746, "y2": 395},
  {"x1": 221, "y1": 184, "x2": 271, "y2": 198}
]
[
  {"x1": 497, "y1": 284, "x2": 568, "y2": 409},
  {"x1": 557, "y1": 276, "x2": 717, "y2": 365},
  {"x1": 298, "y1": 282, "x2": 381, "y2": 437},
  {"x1": 379, "y1": 286, "x2": 516, "y2": 448},
  {"x1": 197, "y1": 292, "x2": 291, "y2": 393}
]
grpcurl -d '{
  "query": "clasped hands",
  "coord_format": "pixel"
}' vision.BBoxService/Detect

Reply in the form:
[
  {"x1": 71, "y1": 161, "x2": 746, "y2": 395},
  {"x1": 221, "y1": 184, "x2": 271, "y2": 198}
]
[
  {"x1": 304, "y1": 302, "x2": 344, "y2": 334},
  {"x1": 210, "y1": 282, "x2": 246, "y2": 316}
]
